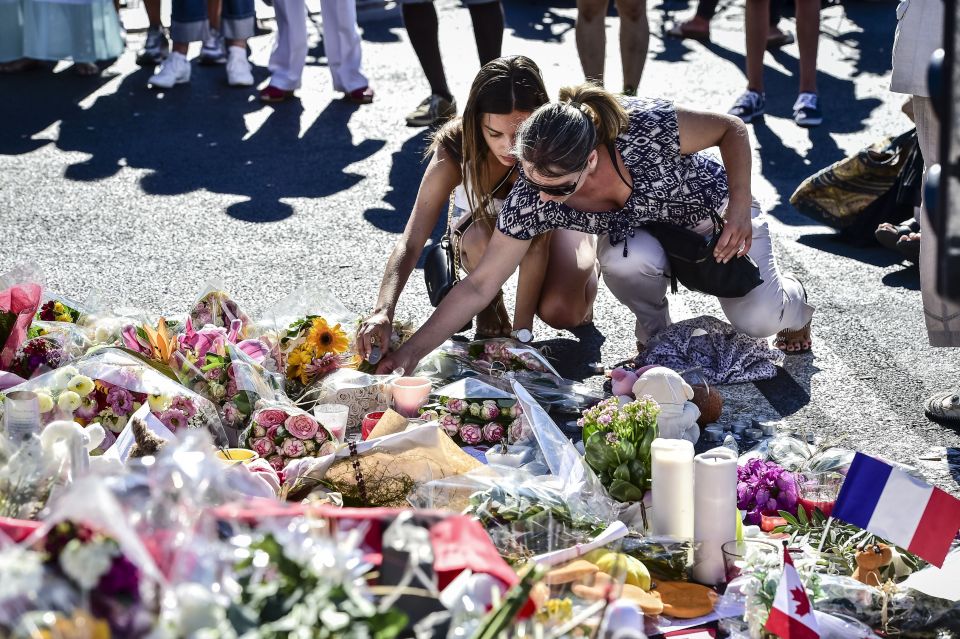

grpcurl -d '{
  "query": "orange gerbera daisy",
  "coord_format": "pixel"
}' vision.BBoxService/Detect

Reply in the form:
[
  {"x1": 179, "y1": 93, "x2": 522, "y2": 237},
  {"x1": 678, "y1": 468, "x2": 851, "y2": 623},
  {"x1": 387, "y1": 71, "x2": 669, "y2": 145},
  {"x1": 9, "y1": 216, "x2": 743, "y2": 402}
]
[{"x1": 306, "y1": 317, "x2": 350, "y2": 355}]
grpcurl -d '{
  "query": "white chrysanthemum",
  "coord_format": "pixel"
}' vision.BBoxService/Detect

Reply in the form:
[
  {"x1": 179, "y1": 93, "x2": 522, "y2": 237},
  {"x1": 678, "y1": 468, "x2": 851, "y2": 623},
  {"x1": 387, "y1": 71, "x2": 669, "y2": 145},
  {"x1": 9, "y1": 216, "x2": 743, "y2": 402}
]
[
  {"x1": 59, "y1": 538, "x2": 116, "y2": 590},
  {"x1": 51, "y1": 366, "x2": 80, "y2": 388},
  {"x1": 0, "y1": 547, "x2": 44, "y2": 601}
]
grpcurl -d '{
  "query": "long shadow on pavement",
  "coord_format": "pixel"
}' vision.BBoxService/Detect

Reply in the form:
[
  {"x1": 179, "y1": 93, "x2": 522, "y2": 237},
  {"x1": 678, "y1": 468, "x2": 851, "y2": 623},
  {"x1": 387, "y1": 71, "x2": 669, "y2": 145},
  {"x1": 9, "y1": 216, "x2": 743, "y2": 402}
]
[
  {"x1": 31, "y1": 63, "x2": 385, "y2": 222},
  {"x1": 502, "y1": 0, "x2": 576, "y2": 43}
]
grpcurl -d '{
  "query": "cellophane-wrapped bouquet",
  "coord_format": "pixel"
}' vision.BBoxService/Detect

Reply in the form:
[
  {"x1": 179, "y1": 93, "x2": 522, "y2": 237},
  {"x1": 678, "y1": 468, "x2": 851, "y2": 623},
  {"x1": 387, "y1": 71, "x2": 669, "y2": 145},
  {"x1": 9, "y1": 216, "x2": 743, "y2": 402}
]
[
  {"x1": 419, "y1": 396, "x2": 522, "y2": 447},
  {"x1": 240, "y1": 401, "x2": 337, "y2": 473},
  {"x1": 12, "y1": 321, "x2": 89, "y2": 380},
  {"x1": 0, "y1": 348, "x2": 224, "y2": 450},
  {"x1": 188, "y1": 284, "x2": 252, "y2": 338}
]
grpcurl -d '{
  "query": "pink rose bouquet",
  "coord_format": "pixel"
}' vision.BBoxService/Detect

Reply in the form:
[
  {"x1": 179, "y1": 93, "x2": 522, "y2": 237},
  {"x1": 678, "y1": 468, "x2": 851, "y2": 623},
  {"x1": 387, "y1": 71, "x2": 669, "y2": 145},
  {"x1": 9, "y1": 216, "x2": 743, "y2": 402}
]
[
  {"x1": 240, "y1": 401, "x2": 335, "y2": 473},
  {"x1": 419, "y1": 395, "x2": 519, "y2": 447}
]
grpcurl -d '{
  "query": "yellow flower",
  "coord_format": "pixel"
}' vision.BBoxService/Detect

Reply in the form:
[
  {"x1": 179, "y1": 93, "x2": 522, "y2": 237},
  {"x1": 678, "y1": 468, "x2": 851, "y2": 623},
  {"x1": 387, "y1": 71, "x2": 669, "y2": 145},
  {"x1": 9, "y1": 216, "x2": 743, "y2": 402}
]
[
  {"x1": 36, "y1": 391, "x2": 54, "y2": 413},
  {"x1": 56, "y1": 314, "x2": 72, "y2": 323},
  {"x1": 286, "y1": 347, "x2": 313, "y2": 384},
  {"x1": 58, "y1": 391, "x2": 82, "y2": 413},
  {"x1": 53, "y1": 302, "x2": 66, "y2": 314},
  {"x1": 33, "y1": 610, "x2": 111, "y2": 639},
  {"x1": 148, "y1": 393, "x2": 170, "y2": 413},
  {"x1": 67, "y1": 375, "x2": 95, "y2": 397},
  {"x1": 306, "y1": 317, "x2": 349, "y2": 355}
]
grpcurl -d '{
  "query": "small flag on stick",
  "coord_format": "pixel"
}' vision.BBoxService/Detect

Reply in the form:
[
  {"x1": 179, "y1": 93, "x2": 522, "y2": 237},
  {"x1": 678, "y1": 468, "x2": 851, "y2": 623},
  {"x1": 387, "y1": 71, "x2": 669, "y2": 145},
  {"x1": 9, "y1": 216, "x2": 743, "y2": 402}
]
[
  {"x1": 764, "y1": 545, "x2": 820, "y2": 639},
  {"x1": 832, "y1": 453, "x2": 960, "y2": 567}
]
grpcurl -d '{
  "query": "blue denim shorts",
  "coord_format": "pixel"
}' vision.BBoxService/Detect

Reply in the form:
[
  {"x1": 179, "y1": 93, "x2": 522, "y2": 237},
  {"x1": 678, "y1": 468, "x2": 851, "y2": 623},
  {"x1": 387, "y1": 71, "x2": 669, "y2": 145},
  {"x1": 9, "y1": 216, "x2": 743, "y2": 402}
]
[{"x1": 399, "y1": 0, "x2": 499, "y2": 5}]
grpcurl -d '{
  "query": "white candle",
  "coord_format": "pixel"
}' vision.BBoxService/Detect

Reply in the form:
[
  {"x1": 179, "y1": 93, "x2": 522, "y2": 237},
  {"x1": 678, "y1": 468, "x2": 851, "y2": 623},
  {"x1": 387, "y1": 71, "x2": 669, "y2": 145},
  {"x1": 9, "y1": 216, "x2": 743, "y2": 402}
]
[
  {"x1": 650, "y1": 438, "x2": 694, "y2": 539},
  {"x1": 693, "y1": 447, "x2": 738, "y2": 585},
  {"x1": 314, "y1": 403, "x2": 350, "y2": 442},
  {"x1": 390, "y1": 377, "x2": 432, "y2": 418}
]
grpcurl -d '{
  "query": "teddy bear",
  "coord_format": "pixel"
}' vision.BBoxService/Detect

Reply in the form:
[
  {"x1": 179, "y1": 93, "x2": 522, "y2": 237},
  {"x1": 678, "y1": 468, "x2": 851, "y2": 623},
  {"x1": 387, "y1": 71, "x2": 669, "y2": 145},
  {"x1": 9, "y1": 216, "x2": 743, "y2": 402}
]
[
  {"x1": 631, "y1": 367, "x2": 701, "y2": 444},
  {"x1": 852, "y1": 543, "x2": 893, "y2": 588}
]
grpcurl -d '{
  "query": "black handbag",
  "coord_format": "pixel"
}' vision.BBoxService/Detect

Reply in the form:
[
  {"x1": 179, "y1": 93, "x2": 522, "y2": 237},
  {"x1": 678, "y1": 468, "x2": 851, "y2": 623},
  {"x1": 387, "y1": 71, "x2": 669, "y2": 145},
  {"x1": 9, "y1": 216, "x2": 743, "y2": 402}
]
[
  {"x1": 424, "y1": 194, "x2": 461, "y2": 307},
  {"x1": 644, "y1": 212, "x2": 763, "y2": 298}
]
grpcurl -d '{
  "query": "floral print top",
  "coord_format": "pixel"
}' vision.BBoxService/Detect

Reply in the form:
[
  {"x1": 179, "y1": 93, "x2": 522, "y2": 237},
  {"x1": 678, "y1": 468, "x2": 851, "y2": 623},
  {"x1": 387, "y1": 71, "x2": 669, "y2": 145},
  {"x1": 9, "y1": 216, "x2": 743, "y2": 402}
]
[{"x1": 495, "y1": 97, "x2": 729, "y2": 255}]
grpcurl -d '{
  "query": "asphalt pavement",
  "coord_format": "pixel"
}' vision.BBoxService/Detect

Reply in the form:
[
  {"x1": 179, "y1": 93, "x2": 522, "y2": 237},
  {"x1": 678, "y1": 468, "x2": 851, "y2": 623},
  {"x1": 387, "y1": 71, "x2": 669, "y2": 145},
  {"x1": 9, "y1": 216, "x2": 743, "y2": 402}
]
[{"x1": 1, "y1": 0, "x2": 958, "y2": 495}]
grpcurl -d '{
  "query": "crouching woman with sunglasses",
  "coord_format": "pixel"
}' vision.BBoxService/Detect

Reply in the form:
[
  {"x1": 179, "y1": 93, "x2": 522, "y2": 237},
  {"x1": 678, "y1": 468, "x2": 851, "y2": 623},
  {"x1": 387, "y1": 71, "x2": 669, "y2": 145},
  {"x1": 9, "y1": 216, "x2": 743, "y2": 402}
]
[{"x1": 377, "y1": 84, "x2": 814, "y2": 374}]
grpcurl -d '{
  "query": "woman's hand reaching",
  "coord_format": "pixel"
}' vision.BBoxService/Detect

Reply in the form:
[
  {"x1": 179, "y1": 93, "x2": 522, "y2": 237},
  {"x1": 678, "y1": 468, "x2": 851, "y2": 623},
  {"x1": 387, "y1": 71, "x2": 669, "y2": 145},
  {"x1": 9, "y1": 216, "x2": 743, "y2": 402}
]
[
  {"x1": 375, "y1": 343, "x2": 421, "y2": 376},
  {"x1": 357, "y1": 311, "x2": 393, "y2": 363},
  {"x1": 714, "y1": 205, "x2": 753, "y2": 264}
]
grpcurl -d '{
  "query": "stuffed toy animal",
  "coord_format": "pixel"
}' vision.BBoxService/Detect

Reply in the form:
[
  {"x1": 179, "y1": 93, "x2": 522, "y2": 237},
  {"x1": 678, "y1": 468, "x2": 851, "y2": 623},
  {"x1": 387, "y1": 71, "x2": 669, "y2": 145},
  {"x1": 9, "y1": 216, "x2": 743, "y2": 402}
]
[
  {"x1": 610, "y1": 365, "x2": 657, "y2": 398},
  {"x1": 852, "y1": 543, "x2": 893, "y2": 588},
  {"x1": 632, "y1": 367, "x2": 700, "y2": 444}
]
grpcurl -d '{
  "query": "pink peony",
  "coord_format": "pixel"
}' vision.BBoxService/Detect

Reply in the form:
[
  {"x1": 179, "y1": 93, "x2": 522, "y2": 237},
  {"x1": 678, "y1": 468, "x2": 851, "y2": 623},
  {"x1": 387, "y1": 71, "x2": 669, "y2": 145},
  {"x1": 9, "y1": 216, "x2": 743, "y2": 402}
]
[
  {"x1": 459, "y1": 424, "x2": 483, "y2": 446},
  {"x1": 281, "y1": 438, "x2": 306, "y2": 458},
  {"x1": 314, "y1": 427, "x2": 328, "y2": 443},
  {"x1": 267, "y1": 424, "x2": 280, "y2": 441},
  {"x1": 258, "y1": 408, "x2": 288, "y2": 428},
  {"x1": 480, "y1": 401, "x2": 500, "y2": 421},
  {"x1": 446, "y1": 398, "x2": 468, "y2": 415},
  {"x1": 439, "y1": 414, "x2": 461, "y2": 436},
  {"x1": 251, "y1": 437, "x2": 275, "y2": 457},
  {"x1": 482, "y1": 422, "x2": 505, "y2": 444},
  {"x1": 420, "y1": 409, "x2": 440, "y2": 422},
  {"x1": 285, "y1": 414, "x2": 319, "y2": 440},
  {"x1": 223, "y1": 403, "x2": 242, "y2": 427},
  {"x1": 226, "y1": 380, "x2": 238, "y2": 398},
  {"x1": 267, "y1": 455, "x2": 284, "y2": 472}
]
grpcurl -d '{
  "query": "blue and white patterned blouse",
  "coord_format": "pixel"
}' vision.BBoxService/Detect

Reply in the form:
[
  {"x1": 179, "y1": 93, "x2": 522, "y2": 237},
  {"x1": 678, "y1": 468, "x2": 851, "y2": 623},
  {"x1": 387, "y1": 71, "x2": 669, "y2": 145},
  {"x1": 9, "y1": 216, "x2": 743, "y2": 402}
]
[{"x1": 495, "y1": 97, "x2": 729, "y2": 255}]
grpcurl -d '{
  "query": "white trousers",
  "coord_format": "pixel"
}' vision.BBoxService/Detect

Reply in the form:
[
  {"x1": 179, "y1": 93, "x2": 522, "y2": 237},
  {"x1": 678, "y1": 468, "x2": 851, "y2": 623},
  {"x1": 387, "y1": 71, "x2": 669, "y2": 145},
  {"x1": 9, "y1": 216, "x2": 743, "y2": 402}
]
[
  {"x1": 598, "y1": 205, "x2": 815, "y2": 344},
  {"x1": 267, "y1": 0, "x2": 368, "y2": 93}
]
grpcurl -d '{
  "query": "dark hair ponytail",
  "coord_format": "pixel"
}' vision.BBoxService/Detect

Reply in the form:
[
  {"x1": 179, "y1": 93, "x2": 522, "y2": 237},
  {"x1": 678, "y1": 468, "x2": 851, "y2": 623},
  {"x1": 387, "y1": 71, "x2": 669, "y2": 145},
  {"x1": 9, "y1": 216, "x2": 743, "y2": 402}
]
[{"x1": 515, "y1": 82, "x2": 629, "y2": 177}]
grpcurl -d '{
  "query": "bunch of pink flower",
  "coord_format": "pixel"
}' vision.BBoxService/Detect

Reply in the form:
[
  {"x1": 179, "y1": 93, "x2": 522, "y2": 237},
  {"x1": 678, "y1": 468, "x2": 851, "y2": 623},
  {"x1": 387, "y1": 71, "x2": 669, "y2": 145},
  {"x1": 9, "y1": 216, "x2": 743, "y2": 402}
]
[
  {"x1": 467, "y1": 338, "x2": 552, "y2": 374},
  {"x1": 419, "y1": 396, "x2": 520, "y2": 447},
  {"x1": 241, "y1": 404, "x2": 336, "y2": 472}
]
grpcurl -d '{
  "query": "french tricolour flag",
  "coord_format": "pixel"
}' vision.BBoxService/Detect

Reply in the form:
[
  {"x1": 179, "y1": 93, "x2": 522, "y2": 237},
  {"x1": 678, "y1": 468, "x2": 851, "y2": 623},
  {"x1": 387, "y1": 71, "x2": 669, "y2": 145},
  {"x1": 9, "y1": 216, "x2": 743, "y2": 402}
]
[{"x1": 832, "y1": 453, "x2": 960, "y2": 567}]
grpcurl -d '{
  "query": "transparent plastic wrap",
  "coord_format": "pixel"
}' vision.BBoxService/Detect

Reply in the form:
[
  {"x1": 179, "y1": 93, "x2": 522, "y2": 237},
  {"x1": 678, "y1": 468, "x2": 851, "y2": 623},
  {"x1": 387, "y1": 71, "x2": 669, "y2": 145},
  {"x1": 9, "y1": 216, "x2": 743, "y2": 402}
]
[
  {"x1": 34, "y1": 292, "x2": 90, "y2": 326},
  {"x1": 283, "y1": 423, "x2": 482, "y2": 507},
  {"x1": 239, "y1": 399, "x2": 338, "y2": 474},
  {"x1": 187, "y1": 280, "x2": 253, "y2": 338},
  {"x1": 307, "y1": 367, "x2": 391, "y2": 427},
  {"x1": 0, "y1": 433, "x2": 57, "y2": 520},
  {"x1": 261, "y1": 283, "x2": 361, "y2": 402},
  {"x1": 10, "y1": 321, "x2": 90, "y2": 380},
  {"x1": 172, "y1": 320, "x2": 283, "y2": 432},
  {"x1": 418, "y1": 376, "x2": 521, "y2": 448},
  {"x1": 0, "y1": 263, "x2": 44, "y2": 371},
  {"x1": 0, "y1": 347, "x2": 227, "y2": 448},
  {"x1": 743, "y1": 435, "x2": 855, "y2": 475}
]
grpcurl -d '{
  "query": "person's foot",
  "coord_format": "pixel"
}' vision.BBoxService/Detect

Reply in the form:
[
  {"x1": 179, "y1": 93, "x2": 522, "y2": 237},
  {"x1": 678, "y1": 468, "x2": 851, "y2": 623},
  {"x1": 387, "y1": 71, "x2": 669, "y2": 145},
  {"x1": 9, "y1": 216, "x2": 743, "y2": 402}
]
[
  {"x1": 405, "y1": 94, "x2": 457, "y2": 127},
  {"x1": 346, "y1": 86, "x2": 375, "y2": 104},
  {"x1": 666, "y1": 17, "x2": 710, "y2": 42},
  {"x1": 200, "y1": 28, "x2": 227, "y2": 65},
  {"x1": 924, "y1": 389, "x2": 960, "y2": 424},
  {"x1": 148, "y1": 51, "x2": 190, "y2": 88},
  {"x1": 896, "y1": 231, "x2": 921, "y2": 262},
  {"x1": 875, "y1": 218, "x2": 920, "y2": 250},
  {"x1": 766, "y1": 27, "x2": 795, "y2": 50},
  {"x1": 137, "y1": 27, "x2": 169, "y2": 66},
  {"x1": 775, "y1": 276, "x2": 812, "y2": 353},
  {"x1": 226, "y1": 46, "x2": 253, "y2": 87},
  {"x1": 728, "y1": 90, "x2": 765, "y2": 124},
  {"x1": 793, "y1": 92, "x2": 823, "y2": 128},
  {"x1": 260, "y1": 85, "x2": 295, "y2": 102},
  {"x1": 0, "y1": 58, "x2": 42, "y2": 73},
  {"x1": 73, "y1": 62, "x2": 100, "y2": 76},
  {"x1": 474, "y1": 292, "x2": 512, "y2": 339}
]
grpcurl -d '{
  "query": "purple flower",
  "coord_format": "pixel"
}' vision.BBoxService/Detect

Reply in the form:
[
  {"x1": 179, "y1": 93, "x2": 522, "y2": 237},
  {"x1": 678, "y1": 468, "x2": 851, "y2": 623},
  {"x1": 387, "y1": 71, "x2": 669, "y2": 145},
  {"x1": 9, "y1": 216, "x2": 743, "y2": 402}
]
[
  {"x1": 459, "y1": 424, "x2": 483, "y2": 446},
  {"x1": 75, "y1": 396, "x2": 101, "y2": 422},
  {"x1": 482, "y1": 422, "x2": 505, "y2": 443},
  {"x1": 158, "y1": 408, "x2": 189, "y2": 432},
  {"x1": 97, "y1": 554, "x2": 140, "y2": 601},
  {"x1": 736, "y1": 459, "x2": 798, "y2": 525},
  {"x1": 171, "y1": 396, "x2": 197, "y2": 418},
  {"x1": 223, "y1": 402, "x2": 242, "y2": 427},
  {"x1": 509, "y1": 417, "x2": 525, "y2": 442},
  {"x1": 107, "y1": 387, "x2": 134, "y2": 416},
  {"x1": 420, "y1": 409, "x2": 440, "y2": 422}
]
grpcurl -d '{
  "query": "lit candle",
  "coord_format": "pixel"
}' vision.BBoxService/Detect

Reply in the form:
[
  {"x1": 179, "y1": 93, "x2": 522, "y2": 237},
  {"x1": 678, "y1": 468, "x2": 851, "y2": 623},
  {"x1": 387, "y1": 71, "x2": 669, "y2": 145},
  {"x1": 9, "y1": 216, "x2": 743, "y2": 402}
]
[
  {"x1": 693, "y1": 447, "x2": 738, "y2": 585},
  {"x1": 650, "y1": 438, "x2": 694, "y2": 539},
  {"x1": 389, "y1": 377, "x2": 432, "y2": 418}
]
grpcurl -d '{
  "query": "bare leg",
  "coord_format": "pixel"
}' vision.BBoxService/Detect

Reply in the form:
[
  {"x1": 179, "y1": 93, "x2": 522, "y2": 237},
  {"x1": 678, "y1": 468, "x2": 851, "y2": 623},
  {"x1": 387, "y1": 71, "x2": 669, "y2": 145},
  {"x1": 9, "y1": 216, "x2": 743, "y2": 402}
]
[
  {"x1": 795, "y1": 0, "x2": 819, "y2": 93},
  {"x1": 745, "y1": 0, "x2": 770, "y2": 92},
  {"x1": 144, "y1": 0, "x2": 162, "y2": 27},
  {"x1": 615, "y1": 0, "x2": 648, "y2": 94},
  {"x1": 576, "y1": 0, "x2": 608, "y2": 84},
  {"x1": 538, "y1": 230, "x2": 598, "y2": 329},
  {"x1": 514, "y1": 235, "x2": 551, "y2": 331},
  {"x1": 207, "y1": 0, "x2": 221, "y2": 30}
]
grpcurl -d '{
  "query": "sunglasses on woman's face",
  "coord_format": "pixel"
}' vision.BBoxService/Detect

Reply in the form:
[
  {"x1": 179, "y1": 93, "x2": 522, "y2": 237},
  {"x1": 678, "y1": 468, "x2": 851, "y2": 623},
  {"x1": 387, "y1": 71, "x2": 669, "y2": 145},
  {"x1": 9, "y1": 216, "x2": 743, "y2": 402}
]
[{"x1": 522, "y1": 165, "x2": 586, "y2": 197}]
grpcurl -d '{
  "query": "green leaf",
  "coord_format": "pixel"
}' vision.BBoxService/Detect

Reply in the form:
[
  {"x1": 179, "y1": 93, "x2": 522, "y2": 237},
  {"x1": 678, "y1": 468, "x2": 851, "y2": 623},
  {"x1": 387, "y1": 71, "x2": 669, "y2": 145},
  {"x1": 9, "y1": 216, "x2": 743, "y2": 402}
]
[
  {"x1": 619, "y1": 439, "x2": 636, "y2": 460},
  {"x1": 797, "y1": 505, "x2": 809, "y2": 525},
  {"x1": 371, "y1": 609, "x2": 408, "y2": 639},
  {"x1": 609, "y1": 479, "x2": 645, "y2": 503},
  {"x1": 613, "y1": 462, "x2": 631, "y2": 482},
  {"x1": 584, "y1": 432, "x2": 619, "y2": 472}
]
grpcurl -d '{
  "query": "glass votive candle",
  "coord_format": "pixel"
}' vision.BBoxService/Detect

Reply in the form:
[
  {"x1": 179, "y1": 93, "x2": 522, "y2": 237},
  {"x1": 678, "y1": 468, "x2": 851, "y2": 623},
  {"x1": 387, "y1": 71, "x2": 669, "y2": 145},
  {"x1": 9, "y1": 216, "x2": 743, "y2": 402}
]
[
  {"x1": 703, "y1": 425, "x2": 724, "y2": 442},
  {"x1": 361, "y1": 411, "x2": 384, "y2": 441},
  {"x1": 721, "y1": 538, "x2": 781, "y2": 582},
  {"x1": 3, "y1": 390, "x2": 41, "y2": 441},
  {"x1": 390, "y1": 377, "x2": 432, "y2": 418},
  {"x1": 313, "y1": 403, "x2": 350, "y2": 442},
  {"x1": 797, "y1": 471, "x2": 844, "y2": 519}
]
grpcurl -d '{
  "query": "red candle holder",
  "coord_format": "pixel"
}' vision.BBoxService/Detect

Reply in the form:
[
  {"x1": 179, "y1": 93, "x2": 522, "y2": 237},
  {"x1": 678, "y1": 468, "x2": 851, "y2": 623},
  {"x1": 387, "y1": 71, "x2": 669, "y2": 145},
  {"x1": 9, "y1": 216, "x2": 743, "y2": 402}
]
[
  {"x1": 361, "y1": 411, "x2": 384, "y2": 440},
  {"x1": 760, "y1": 510, "x2": 788, "y2": 532}
]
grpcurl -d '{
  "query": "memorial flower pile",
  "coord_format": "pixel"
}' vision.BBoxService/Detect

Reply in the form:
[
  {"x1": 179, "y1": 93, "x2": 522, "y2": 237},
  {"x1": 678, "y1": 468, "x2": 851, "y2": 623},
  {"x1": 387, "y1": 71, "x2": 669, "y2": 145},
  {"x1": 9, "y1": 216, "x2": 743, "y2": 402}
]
[
  {"x1": 279, "y1": 315, "x2": 355, "y2": 398},
  {"x1": 419, "y1": 396, "x2": 522, "y2": 447},
  {"x1": 468, "y1": 338, "x2": 554, "y2": 374},
  {"x1": 240, "y1": 403, "x2": 336, "y2": 472},
  {"x1": 35, "y1": 299, "x2": 82, "y2": 324}
]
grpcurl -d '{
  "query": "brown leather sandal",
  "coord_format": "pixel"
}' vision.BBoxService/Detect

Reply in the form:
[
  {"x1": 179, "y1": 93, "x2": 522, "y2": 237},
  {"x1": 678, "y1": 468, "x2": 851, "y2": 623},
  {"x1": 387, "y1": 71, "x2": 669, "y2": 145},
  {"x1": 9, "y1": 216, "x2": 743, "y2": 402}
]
[{"x1": 775, "y1": 276, "x2": 812, "y2": 354}]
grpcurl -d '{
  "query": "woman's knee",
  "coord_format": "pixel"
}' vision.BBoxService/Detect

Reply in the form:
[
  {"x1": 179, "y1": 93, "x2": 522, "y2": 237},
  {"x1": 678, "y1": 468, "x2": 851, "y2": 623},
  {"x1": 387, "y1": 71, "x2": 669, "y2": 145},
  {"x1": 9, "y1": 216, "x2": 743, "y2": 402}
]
[
  {"x1": 614, "y1": 0, "x2": 645, "y2": 22},
  {"x1": 538, "y1": 295, "x2": 588, "y2": 329},
  {"x1": 577, "y1": 0, "x2": 607, "y2": 21},
  {"x1": 729, "y1": 313, "x2": 783, "y2": 339},
  {"x1": 598, "y1": 232, "x2": 668, "y2": 283}
]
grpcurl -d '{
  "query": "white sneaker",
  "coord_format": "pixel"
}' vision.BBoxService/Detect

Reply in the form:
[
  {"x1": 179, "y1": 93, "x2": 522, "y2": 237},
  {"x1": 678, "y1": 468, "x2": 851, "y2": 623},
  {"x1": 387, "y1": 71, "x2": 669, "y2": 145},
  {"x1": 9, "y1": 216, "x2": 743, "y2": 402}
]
[
  {"x1": 226, "y1": 46, "x2": 253, "y2": 87},
  {"x1": 148, "y1": 51, "x2": 190, "y2": 88},
  {"x1": 199, "y1": 27, "x2": 226, "y2": 65}
]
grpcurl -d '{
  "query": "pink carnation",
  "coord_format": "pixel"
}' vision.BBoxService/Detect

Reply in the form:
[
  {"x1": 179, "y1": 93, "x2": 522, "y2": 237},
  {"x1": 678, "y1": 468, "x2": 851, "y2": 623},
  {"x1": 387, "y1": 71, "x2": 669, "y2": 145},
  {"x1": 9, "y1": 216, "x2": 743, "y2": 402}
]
[
  {"x1": 446, "y1": 398, "x2": 468, "y2": 415},
  {"x1": 281, "y1": 438, "x2": 306, "y2": 458},
  {"x1": 459, "y1": 424, "x2": 483, "y2": 446},
  {"x1": 482, "y1": 422, "x2": 505, "y2": 444},
  {"x1": 159, "y1": 408, "x2": 189, "y2": 432},
  {"x1": 251, "y1": 437, "x2": 275, "y2": 457},
  {"x1": 258, "y1": 408, "x2": 288, "y2": 428},
  {"x1": 285, "y1": 414, "x2": 319, "y2": 440}
]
